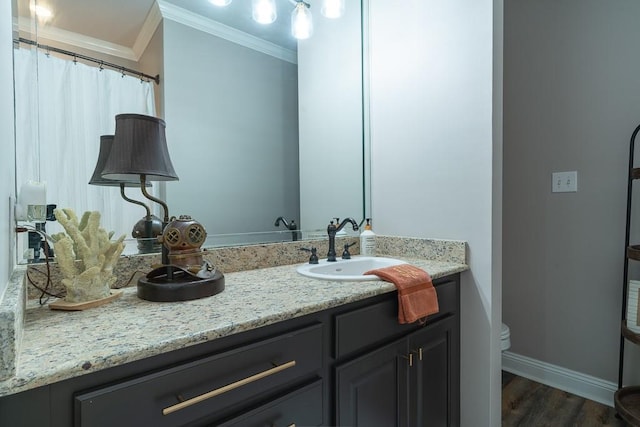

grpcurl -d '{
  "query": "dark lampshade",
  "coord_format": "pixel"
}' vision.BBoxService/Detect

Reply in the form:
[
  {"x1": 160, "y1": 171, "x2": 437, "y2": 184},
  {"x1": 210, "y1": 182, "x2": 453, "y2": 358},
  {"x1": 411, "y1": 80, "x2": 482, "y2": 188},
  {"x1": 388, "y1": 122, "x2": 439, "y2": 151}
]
[
  {"x1": 101, "y1": 114, "x2": 179, "y2": 182},
  {"x1": 89, "y1": 135, "x2": 151, "y2": 187}
]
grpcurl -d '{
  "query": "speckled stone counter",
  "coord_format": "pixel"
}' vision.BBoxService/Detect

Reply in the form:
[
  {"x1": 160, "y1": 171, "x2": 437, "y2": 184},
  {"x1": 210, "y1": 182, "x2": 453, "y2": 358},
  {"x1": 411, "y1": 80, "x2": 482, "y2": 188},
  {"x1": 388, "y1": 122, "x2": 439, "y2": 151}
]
[
  {"x1": 0, "y1": 236, "x2": 467, "y2": 397},
  {"x1": 0, "y1": 270, "x2": 25, "y2": 380}
]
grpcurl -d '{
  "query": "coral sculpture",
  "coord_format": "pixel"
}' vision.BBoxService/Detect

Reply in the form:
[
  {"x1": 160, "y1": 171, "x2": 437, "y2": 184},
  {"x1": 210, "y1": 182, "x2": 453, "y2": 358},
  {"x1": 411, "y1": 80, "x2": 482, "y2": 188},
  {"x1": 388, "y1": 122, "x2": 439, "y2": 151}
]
[{"x1": 52, "y1": 209, "x2": 126, "y2": 303}]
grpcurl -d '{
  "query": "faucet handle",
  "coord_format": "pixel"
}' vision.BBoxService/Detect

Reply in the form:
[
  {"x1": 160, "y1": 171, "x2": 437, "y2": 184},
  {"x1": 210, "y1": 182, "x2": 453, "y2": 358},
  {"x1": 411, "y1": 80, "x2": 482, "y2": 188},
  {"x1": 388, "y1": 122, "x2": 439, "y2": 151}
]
[
  {"x1": 342, "y1": 242, "x2": 356, "y2": 259},
  {"x1": 300, "y1": 247, "x2": 319, "y2": 264}
]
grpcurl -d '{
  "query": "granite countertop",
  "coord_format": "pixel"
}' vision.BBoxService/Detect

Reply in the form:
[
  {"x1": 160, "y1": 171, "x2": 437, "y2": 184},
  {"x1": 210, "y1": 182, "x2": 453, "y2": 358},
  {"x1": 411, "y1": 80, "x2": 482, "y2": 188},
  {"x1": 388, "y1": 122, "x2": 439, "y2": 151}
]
[{"x1": 0, "y1": 257, "x2": 467, "y2": 397}]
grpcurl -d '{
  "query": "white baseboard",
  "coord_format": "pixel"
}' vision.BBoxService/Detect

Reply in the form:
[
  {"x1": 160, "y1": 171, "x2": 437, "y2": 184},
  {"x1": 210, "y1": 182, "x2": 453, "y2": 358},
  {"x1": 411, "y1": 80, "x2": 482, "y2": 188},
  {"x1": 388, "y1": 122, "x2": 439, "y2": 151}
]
[{"x1": 502, "y1": 351, "x2": 617, "y2": 407}]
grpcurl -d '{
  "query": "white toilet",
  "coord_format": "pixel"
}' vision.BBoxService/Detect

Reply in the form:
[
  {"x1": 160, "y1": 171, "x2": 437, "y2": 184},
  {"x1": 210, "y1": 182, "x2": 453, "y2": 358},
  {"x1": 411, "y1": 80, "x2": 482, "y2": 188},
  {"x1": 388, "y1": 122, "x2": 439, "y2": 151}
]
[{"x1": 501, "y1": 323, "x2": 511, "y2": 351}]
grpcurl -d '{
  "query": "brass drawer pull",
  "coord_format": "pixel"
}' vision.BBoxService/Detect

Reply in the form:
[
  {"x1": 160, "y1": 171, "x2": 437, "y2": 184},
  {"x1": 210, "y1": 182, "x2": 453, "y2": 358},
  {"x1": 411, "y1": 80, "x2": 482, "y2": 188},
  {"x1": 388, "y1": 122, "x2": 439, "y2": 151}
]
[{"x1": 162, "y1": 360, "x2": 297, "y2": 415}]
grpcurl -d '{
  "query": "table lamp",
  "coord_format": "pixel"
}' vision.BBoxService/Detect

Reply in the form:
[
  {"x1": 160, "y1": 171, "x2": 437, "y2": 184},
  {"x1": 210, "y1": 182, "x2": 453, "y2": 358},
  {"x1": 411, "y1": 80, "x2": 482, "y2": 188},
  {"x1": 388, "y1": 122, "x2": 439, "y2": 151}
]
[{"x1": 101, "y1": 114, "x2": 224, "y2": 302}]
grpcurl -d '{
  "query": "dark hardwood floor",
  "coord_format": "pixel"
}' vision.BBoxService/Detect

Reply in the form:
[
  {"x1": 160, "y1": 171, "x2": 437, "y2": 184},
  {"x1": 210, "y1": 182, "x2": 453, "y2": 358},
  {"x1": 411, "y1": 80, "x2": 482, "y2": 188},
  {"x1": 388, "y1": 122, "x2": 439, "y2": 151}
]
[{"x1": 502, "y1": 371, "x2": 625, "y2": 426}]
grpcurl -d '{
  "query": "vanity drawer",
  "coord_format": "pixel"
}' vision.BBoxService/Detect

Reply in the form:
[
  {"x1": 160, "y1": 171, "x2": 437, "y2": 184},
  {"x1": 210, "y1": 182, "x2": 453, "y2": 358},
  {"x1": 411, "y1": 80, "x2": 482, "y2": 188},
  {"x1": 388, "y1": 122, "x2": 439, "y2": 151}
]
[
  {"x1": 75, "y1": 323, "x2": 323, "y2": 427},
  {"x1": 334, "y1": 280, "x2": 458, "y2": 359},
  {"x1": 217, "y1": 379, "x2": 324, "y2": 427}
]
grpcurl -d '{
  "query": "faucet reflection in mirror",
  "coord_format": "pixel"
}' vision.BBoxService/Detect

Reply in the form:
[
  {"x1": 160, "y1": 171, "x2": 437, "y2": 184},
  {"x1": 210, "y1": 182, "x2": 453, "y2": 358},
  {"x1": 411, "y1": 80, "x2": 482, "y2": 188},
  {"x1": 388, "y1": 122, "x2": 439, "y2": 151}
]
[
  {"x1": 100, "y1": 114, "x2": 225, "y2": 302},
  {"x1": 274, "y1": 216, "x2": 300, "y2": 241}
]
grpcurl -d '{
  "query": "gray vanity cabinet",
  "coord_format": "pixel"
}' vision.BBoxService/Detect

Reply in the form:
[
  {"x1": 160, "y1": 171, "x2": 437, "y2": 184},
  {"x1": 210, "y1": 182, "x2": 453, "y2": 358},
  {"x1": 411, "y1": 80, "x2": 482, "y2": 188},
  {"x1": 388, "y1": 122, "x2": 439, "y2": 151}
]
[
  {"x1": 0, "y1": 274, "x2": 459, "y2": 427},
  {"x1": 408, "y1": 316, "x2": 460, "y2": 427},
  {"x1": 73, "y1": 324, "x2": 324, "y2": 427},
  {"x1": 335, "y1": 300, "x2": 459, "y2": 427},
  {"x1": 215, "y1": 379, "x2": 324, "y2": 427},
  {"x1": 336, "y1": 337, "x2": 410, "y2": 426}
]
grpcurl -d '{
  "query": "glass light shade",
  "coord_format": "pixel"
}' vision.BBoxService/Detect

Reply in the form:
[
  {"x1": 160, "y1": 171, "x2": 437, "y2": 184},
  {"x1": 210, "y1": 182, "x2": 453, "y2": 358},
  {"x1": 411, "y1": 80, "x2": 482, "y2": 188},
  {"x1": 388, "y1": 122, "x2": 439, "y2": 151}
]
[
  {"x1": 209, "y1": 0, "x2": 232, "y2": 6},
  {"x1": 102, "y1": 114, "x2": 178, "y2": 182},
  {"x1": 292, "y1": 2, "x2": 313, "y2": 40},
  {"x1": 89, "y1": 135, "x2": 150, "y2": 187},
  {"x1": 252, "y1": 0, "x2": 277, "y2": 24},
  {"x1": 30, "y1": 4, "x2": 53, "y2": 19},
  {"x1": 321, "y1": 0, "x2": 345, "y2": 19}
]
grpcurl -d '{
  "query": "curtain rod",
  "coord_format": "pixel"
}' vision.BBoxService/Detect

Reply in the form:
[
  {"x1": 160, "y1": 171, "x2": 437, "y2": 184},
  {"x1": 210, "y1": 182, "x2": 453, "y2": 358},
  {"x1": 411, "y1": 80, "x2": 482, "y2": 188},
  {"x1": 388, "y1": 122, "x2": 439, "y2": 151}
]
[{"x1": 15, "y1": 37, "x2": 160, "y2": 85}]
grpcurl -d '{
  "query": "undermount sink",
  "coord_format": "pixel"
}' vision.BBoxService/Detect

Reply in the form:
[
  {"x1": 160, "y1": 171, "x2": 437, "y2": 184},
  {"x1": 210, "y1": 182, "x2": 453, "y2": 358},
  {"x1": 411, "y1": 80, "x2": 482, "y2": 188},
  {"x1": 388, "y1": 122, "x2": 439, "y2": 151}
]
[{"x1": 296, "y1": 256, "x2": 407, "y2": 281}]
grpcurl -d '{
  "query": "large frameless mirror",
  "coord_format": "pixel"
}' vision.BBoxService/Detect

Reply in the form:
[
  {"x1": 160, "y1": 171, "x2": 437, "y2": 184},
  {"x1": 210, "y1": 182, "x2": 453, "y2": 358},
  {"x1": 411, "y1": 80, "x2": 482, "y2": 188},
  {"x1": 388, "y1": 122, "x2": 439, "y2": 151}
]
[{"x1": 13, "y1": 0, "x2": 369, "y2": 263}]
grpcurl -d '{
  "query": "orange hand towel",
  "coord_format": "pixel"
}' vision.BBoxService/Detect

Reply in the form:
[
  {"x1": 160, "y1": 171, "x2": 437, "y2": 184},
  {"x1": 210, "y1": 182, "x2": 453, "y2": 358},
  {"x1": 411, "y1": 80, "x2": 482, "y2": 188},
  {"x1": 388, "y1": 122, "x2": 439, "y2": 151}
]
[{"x1": 365, "y1": 264, "x2": 439, "y2": 324}]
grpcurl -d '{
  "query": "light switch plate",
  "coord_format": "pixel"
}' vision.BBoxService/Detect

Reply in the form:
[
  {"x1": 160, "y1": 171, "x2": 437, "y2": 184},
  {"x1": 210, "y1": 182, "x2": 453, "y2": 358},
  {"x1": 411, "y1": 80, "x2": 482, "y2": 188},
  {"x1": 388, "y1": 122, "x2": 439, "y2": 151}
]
[{"x1": 552, "y1": 171, "x2": 578, "y2": 193}]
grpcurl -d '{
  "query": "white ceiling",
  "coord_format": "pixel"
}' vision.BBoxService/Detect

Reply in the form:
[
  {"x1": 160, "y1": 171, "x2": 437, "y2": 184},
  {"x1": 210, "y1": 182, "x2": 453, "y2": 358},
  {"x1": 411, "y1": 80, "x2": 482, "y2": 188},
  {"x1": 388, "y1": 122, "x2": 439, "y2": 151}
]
[{"x1": 19, "y1": 0, "x2": 299, "y2": 52}]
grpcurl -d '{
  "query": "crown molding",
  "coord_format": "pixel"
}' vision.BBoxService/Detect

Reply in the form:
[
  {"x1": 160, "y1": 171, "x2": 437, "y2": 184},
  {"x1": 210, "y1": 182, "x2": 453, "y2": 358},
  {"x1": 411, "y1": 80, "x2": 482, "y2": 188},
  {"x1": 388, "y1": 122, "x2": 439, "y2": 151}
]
[
  {"x1": 156, "y1": 0, "x2": 297, "y2": 64},
  {"x1": 18, "y1": 17, "x2": 137, "y2": 62},
  {"x1": 133, "y1": 1, "x2": 163, "y2": 60},
  {"x1": 16, "y1": 1, "x2": 295, "y2": 64}
]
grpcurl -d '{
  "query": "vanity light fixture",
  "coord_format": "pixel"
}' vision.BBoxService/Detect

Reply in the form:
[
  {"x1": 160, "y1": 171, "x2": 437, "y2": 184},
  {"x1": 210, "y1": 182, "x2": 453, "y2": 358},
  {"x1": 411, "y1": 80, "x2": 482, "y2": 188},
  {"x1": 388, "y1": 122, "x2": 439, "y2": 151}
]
[
  {"x1": 226, "y1": 0, "x2": 345, "y2": 40},
  {"x1": 291, "y1": 1, "x2": 313, "y2": 40},
  {"x1": 30, "y1": 3, "x2": 53, "y2": 19},
  {"x1": 252, "y1": 0, "x2": 277, "y2": 24},
  {"x1": 320, "y1": 0, "x2": 345, "y2": 19}
]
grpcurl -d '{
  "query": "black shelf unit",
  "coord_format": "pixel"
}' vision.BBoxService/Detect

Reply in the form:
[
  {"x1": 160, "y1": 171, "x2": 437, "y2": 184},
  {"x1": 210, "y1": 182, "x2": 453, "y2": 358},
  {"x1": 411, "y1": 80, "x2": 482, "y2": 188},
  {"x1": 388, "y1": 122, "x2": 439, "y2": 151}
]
[{"x1": 616, "y1": 123, "x2": 640, "y2": 426}]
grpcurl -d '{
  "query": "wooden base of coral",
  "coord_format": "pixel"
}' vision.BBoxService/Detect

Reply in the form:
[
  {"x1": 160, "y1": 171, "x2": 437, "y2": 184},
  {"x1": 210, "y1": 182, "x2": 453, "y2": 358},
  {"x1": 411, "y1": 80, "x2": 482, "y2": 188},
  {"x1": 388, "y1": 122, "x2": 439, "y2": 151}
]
[{"x1": 49, "y1": 289, "x2": 124, "y2": 311}]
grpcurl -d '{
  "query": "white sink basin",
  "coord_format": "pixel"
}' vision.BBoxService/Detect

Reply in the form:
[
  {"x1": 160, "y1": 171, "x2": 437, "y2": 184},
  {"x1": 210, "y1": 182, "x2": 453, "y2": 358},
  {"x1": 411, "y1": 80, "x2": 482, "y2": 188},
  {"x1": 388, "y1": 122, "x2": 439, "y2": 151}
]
[{"x1": 296, "y1": 256, "x2": 407, "y2": 281}]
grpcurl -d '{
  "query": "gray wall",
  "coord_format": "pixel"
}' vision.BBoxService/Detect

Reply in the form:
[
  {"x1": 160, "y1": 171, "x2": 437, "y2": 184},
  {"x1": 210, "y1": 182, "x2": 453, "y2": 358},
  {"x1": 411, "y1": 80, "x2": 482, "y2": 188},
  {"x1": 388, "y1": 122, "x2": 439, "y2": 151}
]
[
  {"x1": 504, "y1": 0, "x2": 640, "y2": 382},
  {"x1": 0, "y1": 0, "x2": 16, "y2": 297},
  {"x1": 162, "y1": 19, "x2": 299, "y2": 236},
  {"x1": 369, "y1": 0, "x2": 501, "y2": 423}
]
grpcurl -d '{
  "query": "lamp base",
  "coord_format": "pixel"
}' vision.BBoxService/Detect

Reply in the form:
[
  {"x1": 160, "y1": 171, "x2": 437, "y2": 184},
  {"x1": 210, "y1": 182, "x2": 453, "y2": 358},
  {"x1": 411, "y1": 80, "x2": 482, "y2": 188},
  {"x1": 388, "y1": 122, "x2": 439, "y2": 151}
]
[{"x1": 137, "y1": 267, "x2": 224, "y2": 302}]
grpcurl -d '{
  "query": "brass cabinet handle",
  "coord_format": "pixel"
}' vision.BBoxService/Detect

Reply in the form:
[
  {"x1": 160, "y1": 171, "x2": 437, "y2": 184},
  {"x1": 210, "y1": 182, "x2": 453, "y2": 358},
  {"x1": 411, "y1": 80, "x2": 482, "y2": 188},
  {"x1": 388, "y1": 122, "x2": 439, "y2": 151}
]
[
  {"x1": 411, "y1": 348, "x2": 423, "y2": 361},
  {"x1": 162, "y1": 360, "x2": 297, "y2": 415},
  {"x1": 402, "y1": 353, "x2": 413, "y2": 367}
]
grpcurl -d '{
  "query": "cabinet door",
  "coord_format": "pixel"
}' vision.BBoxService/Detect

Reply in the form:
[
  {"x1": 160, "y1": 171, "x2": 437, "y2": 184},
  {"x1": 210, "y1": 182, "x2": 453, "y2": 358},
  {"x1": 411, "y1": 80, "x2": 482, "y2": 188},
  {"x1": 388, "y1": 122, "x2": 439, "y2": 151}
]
[
  {"x1": 335, "y1": 338, "x2": 410, "y2": 427},
  {"x1": 408, "y1": 315, "x2": 459, "y2": 427}
]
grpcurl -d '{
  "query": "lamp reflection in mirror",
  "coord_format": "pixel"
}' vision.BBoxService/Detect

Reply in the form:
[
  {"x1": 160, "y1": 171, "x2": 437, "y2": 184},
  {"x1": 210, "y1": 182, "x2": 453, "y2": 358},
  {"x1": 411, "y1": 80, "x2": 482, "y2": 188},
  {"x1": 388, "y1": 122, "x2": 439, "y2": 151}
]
[
  {"x1": 88, "y1": 135, "x2": 161, "y2": 253},
  {"x1": 252, "y1": 0, "x2": 277, "y2": 24},
  {"x1": 209, "y1": 0, "x2": 232, "y2": 6},
  {"x1": 292, "y1": 1, "x2": 313, "y2": 40}
]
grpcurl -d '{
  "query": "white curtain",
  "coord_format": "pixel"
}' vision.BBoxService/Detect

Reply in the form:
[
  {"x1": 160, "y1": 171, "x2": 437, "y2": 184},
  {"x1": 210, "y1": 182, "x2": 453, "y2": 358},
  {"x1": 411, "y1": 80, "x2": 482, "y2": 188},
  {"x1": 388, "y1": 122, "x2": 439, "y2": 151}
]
[{"x1": 14, "y1": 48, "x2": 157, "y2": 239}]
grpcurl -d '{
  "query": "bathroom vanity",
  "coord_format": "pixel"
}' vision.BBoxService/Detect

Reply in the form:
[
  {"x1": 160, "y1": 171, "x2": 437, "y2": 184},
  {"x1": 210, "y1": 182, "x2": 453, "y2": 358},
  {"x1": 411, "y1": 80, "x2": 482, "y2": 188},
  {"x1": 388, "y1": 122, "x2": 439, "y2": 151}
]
[{"x1": 0, "y1": 256, "x2": 465, "y2": 426}]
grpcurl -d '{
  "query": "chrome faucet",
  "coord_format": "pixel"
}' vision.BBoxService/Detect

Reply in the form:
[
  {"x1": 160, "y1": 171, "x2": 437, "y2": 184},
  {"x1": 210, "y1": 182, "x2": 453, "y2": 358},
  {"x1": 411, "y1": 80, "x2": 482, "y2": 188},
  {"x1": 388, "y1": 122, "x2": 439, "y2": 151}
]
[{"x1": 327, "y1": 218, "x2": 359, "y2": 262}]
